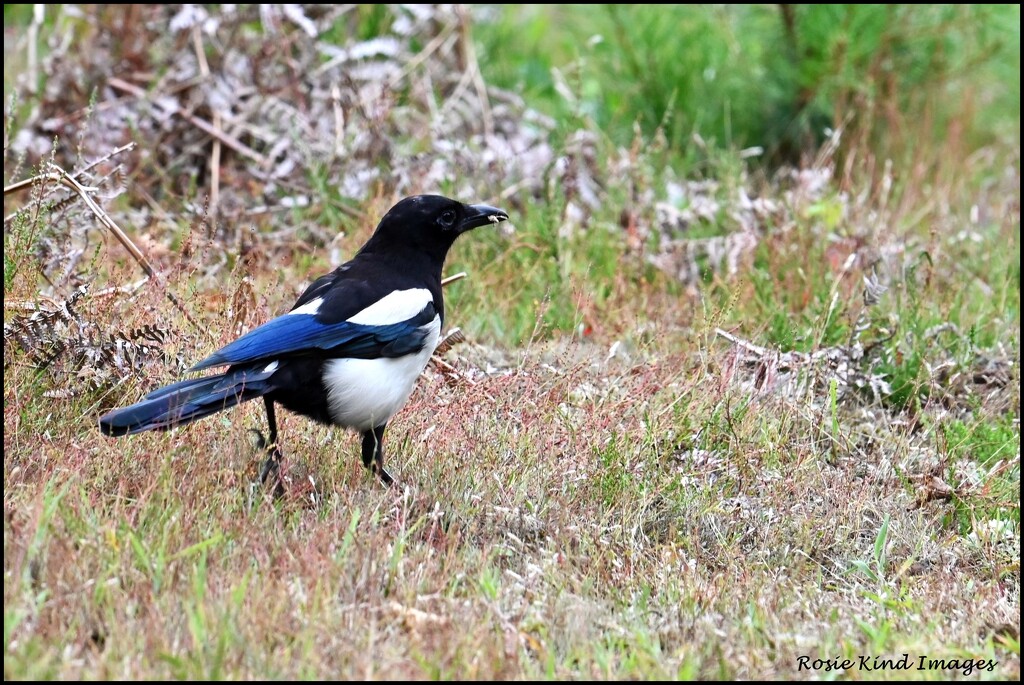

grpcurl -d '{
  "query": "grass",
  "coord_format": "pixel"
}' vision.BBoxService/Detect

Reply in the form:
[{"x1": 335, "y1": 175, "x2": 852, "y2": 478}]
[
  {"x1": 474, "y1": 5, "x2": 1020, "y2": 165},
  {"x1": 4, "y1": 3, "x2": 1021, "y2": 681}
]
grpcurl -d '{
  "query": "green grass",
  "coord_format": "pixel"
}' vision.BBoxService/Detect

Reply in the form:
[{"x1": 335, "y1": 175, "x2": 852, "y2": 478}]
[
  {"x1": 474, "y1": 4, "x2": 1020, "y2": 165},
  {"x1": 4, "y1": 4, "x2": 1020, "y2": 681}
]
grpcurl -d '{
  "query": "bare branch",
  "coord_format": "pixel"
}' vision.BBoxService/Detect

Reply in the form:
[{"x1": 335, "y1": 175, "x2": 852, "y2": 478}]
[{"x1": 4, "y1": 165, "x2": 205, "y2": 333}]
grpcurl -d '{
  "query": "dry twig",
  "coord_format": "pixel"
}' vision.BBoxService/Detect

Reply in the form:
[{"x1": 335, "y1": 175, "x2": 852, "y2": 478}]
[
  {"x1": 107, "y1": 77, "x2": 270, "y2": 169},
  {"x1": 4, "y1": 164, "x2": 203, "y2": 332}
]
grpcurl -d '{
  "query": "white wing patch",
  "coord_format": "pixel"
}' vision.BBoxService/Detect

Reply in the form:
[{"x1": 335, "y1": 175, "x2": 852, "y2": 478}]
[
  {"x1": 347, "y1": 288, "x2": 433, "y2": 326},
  {"x1": 288, "y1": 297, "x2": 323, "y2": 316}
]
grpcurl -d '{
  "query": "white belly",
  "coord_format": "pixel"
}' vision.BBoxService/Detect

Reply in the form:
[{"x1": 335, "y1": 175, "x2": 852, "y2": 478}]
[{"x1": 323, "y1": 316, "x2": 440, "y2": 431}]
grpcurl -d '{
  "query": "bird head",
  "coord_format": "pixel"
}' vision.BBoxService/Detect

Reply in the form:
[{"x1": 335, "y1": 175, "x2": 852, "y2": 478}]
[{"x1": 361, "y1": 195, "x2": 509, "y2": 262}]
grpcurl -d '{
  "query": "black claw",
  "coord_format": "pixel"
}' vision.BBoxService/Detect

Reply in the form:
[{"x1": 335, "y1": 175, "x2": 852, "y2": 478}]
[
  {"x1": 257, "y1": 447, "x2": 285, "y2": 499},
  {"x1": 258, "y1": 452, "x2": 279, "y2": 485},
  {"x1": 252, "y1": 399, "x2": 286, "y2": 500},
  {"x1": 251, "y1": 432, "x2": 284, "y2": 500},
  {"x1": 375, "y1": 465, "x2": 395, "y2": 487},
  {"x1": 362, "y1": 424, "x2": 394, "y2": 488}
]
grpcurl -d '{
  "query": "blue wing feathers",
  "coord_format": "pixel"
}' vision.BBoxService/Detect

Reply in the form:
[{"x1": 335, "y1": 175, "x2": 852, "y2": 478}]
[{"x1": 191, "y1": 304, "x2": 435, "y2": 371}]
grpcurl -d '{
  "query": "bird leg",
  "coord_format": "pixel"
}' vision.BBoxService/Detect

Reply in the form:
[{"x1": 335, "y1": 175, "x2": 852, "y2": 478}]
[
  {"x1": 255, "y1": 398, "x2": 286, "y2": 498},
  {"x1": 361, "y1": 424, "x2": 394, "y2": 486}
]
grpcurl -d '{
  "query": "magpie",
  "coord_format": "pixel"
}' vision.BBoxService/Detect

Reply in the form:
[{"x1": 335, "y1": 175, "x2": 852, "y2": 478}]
[{"x1": 98, "y1": 195, "x2": 508, "y2": 489}]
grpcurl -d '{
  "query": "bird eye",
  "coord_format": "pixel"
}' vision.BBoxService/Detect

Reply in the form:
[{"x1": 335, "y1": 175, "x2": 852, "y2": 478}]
[{"x1": 438, "y1": 209, "x2": 457, "y2": 227}]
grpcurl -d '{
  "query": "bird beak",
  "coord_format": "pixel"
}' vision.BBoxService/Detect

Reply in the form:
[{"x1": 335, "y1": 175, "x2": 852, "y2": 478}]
[{"x1": 459, "y1": 203, "x2": 509, "y2": 233}]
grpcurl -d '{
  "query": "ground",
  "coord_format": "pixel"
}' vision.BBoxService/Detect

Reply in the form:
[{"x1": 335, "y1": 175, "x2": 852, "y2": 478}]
[{"x1": 4, "y1": 4, "x2": 1020, "y2": 680}]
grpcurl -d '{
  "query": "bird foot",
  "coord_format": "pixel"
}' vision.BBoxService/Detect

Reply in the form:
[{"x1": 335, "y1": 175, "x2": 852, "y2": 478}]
[
  {"x1": 248, "y1": 429, "x2": 286, "y2": 502},
  {"x1": 373, "y1": 463, "x2": 396, "y2": 488}
]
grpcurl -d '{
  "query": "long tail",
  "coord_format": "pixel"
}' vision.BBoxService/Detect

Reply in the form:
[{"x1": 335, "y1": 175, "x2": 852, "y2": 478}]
[{"x1": 98, "y1": 366, "x2": 274, "y2": 437}]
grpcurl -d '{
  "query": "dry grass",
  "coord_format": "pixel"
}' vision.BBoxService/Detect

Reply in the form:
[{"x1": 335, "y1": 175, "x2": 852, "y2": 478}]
[
  {"x1": 4, "y1": 4, "x2": 1020, "y2": 681},
  {"x1": 4, "y1": 264, "x2": 1019, "y2": 678}
]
